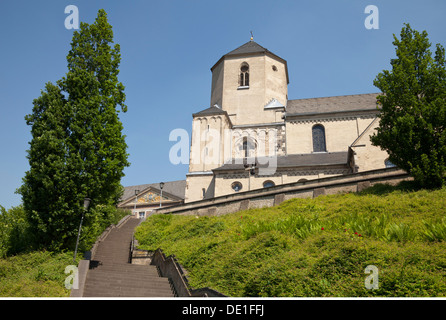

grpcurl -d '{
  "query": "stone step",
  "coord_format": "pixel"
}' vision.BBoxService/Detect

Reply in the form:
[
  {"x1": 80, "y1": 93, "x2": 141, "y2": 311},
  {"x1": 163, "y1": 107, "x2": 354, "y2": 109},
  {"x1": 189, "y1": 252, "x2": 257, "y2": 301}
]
[
  {"x1": 83, "y1": 287, "x2": 174, "y2": 297},
  {"x1": 82, "y1": 217, "x2": 174, "y2": 297},
  {"x1": 84, "y1": 277, "x2": 171, "y2": 289},
  {"x1": 87, "y1": 269, "x2": 161, "y2": 279}
]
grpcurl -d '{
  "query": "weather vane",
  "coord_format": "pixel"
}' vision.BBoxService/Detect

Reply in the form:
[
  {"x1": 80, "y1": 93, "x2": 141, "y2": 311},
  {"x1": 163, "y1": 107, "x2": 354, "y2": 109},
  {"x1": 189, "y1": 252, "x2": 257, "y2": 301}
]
[{"x1": 250, "y1": 31, "x2": 254, "y2": 41}]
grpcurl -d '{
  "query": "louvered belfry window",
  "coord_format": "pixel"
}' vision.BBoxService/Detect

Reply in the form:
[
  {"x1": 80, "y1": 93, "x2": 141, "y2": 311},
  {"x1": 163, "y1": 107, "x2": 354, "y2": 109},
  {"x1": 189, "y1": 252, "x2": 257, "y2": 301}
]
[{"x1": 312, "y1": 124, "x2": 326, "y2": 152}]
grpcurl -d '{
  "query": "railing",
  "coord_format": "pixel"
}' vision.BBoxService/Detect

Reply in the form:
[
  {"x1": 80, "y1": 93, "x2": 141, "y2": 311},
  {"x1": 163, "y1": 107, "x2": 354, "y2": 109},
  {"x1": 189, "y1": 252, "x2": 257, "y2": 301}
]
[{"x1": 130, "y1": 237, "x2": 226, "y2": 297}]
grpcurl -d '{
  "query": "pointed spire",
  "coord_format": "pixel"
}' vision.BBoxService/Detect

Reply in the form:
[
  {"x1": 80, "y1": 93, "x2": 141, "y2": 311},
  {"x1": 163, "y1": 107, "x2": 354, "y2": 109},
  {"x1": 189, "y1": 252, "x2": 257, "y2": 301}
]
[{"x1": 250, "y1": 30, "x2": 254, "y2": 41}]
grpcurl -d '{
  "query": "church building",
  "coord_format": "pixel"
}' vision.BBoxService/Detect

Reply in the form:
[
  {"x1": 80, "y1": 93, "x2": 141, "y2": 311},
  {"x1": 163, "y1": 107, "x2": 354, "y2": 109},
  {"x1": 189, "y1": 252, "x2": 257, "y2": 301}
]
[{"x1": 184, "y1": 39, "x2": 391, "y2": 203}]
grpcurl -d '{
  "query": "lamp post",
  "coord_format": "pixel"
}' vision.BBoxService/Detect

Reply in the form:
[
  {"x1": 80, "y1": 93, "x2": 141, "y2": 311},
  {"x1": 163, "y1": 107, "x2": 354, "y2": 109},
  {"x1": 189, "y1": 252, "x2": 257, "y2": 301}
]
[
  {"x1": 159, "y1": 182, "x2": 165, "y2": 208},
  {"x1": 134, "y1": 189, "x2": 140, "y2": 217},
  {"x1": 244, "y1": 159, "x2": 257, "y2": 191},
  {"x1": 73, "y1": 197, "x2": 91, "y2": 263}
]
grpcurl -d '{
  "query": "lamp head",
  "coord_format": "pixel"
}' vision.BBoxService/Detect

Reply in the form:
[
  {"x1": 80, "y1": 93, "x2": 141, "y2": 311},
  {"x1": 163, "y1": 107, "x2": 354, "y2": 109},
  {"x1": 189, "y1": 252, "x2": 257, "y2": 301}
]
[{"x1": 83, "y1": 198, "x2": 91, "y2": 211}]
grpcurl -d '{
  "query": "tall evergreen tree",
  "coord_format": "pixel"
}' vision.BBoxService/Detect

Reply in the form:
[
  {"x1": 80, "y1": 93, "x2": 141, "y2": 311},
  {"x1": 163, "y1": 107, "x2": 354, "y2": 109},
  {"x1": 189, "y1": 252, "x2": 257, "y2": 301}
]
[
  {"x1": 371, "y1": 24, "x2": 446, "y2": 188},
  {"x1": 19, "y1": 10, "x2": 129, "y2": 249}
]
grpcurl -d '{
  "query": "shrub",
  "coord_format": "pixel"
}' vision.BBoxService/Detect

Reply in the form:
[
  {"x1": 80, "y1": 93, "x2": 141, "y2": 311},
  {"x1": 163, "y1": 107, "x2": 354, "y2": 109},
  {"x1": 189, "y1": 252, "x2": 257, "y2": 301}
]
[{"x1": 0, "y1": 205, "x2": 35, "y2": 257}]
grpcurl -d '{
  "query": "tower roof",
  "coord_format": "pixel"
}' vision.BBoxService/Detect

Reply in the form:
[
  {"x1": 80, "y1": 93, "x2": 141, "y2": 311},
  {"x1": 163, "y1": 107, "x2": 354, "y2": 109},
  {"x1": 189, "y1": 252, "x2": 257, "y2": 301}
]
[
  {"x1": 211, "y1": 40, "x2": 289, "y2": 83},
  {"x1": 225, "y1": 40, "x2": 272, "y2": 56}
]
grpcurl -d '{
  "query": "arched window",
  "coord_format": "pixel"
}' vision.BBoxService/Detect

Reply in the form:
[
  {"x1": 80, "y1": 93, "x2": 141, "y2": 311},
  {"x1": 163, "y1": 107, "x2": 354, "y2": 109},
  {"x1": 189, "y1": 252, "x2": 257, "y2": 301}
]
[
  {"x1": 240, "y1": 137, "x2": 256, "y2": 158},
  {"x1": 263, "y1": 180, "x2": 275, "y2": 188},
  {"x1": 240, "y1": 63, "x2": 249, "y2": 87},
  {"x1": 312, "y1": 124, "x2": 326, "y2": 152}
]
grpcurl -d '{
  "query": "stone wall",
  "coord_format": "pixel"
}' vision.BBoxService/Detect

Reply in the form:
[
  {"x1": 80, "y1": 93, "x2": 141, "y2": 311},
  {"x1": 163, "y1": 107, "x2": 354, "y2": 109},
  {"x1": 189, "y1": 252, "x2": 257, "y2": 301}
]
[{"x1": 154, "y1": 167, "x2": 411, "y2": 217}]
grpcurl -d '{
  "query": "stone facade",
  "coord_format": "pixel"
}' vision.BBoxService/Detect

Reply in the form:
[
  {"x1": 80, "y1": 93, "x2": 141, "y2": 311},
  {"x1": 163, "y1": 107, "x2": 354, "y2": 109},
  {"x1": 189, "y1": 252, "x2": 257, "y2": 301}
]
[{"x1": 184, "y1": 40, "x2": 390, "y2": 203}]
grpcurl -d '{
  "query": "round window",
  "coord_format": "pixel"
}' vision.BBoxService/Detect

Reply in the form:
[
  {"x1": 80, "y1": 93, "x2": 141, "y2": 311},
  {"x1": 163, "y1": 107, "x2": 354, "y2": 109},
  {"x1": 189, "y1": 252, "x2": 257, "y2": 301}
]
[{"x1": 231, "y1": 181, "x2": 243, "y2": 192}]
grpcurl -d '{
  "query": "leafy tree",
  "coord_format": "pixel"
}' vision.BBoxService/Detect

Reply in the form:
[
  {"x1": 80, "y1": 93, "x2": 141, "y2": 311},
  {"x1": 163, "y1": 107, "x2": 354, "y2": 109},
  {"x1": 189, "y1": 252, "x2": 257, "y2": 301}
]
[
  {"x1": 18, "y1": 10, "x2": 129, "y2": 250},
  {"x1": 371, "y1": 24, "x2": 446, "y2": 188},
  {"x1": 0, "y1": 205, "x2": 33, "y2": 257}
]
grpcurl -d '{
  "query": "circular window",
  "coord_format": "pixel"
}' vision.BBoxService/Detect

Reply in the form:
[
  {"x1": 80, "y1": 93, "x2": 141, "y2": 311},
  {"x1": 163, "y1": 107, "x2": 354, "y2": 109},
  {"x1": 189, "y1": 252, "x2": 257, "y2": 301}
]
[
  {"x1": 272, "y1": 65, "x2": 278, "y2": 71},
  {"x1": 231, "y1": 181, "x2": 243, "y2": 192},
  {"x1": 263, "y1": 180, "x2": 275, "y2": 188}
]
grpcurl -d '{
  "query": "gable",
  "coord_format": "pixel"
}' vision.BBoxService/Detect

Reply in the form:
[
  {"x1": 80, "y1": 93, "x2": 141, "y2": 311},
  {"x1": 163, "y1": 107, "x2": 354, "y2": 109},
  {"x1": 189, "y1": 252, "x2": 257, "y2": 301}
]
[
  {"x1": 351, "y1": 117, "x2": 379, "y2": 147},
  {"x1": 119, "y1": 186, "x2": 183, "y2": 207}
]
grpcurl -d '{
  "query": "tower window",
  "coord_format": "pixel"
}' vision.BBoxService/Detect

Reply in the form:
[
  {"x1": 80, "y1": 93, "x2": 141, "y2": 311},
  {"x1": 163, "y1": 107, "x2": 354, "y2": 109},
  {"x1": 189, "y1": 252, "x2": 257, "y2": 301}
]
[
  {"x1": 312, "y1": 124, "x2": 326, "y2": 152},
  {"x1": 239, "y1": 63, "x2": 249, "y2": 87}
]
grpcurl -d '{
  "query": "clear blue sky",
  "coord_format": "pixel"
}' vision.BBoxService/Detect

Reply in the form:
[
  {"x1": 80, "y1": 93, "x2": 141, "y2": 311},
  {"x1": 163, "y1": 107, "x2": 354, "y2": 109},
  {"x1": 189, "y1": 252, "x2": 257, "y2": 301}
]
[{"x1": 0, "y1": 0, "x2": 445, "y2": 209}]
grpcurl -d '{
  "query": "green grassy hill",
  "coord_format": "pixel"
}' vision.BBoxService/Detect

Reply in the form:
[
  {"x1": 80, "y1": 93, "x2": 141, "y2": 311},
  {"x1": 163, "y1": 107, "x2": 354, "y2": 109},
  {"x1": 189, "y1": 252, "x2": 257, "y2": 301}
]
[
  {"x1": 0, "y1": 250, "x2": 73, "y2": 297},
  {"x1": 135, "y1": 182, "x2": 446, "y2": 297}
]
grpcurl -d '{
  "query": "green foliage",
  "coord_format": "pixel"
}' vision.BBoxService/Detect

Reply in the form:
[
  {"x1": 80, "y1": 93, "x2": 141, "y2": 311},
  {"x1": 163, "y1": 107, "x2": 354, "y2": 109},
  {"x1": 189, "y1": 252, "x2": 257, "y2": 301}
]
[
  {"x1": 0, "y1": 204, "x2": 129, "y2": 297},
  {"x1": 18, "y1": 9, "x2": 129, "y2": 250},
  {"x1": 372, "y1": 24, "x2": 446, "y2": 188},
  {"x1": 0, "y1": 250, "x2": 74, "y2": 297},
  {"x1": 421, "y1": 218, "x2": 446, "y2": 242},
  {"x1": 0, "y1": 205, "x2": 35, "y2": 257},
  {"x1": 135, "y1": 184, "x2": 446, "y2": 297},
  {"x1": 0, "y1": 202, "x2": 129, "y2": 259}
]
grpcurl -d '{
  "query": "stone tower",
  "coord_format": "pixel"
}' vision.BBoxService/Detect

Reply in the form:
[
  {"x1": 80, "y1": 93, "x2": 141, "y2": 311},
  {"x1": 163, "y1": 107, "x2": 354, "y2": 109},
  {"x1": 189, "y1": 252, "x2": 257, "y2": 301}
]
[
  {"x1": 185, "y1": 40, "x2": 289, "y2": 203},
  {"x1": 210, "y1": 40, "x2": 289, "y2": 125}
]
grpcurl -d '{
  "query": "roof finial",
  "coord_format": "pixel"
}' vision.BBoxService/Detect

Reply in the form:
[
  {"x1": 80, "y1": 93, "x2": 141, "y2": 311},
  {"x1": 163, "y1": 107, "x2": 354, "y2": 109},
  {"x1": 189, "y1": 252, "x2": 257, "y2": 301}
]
[{"x1": 250, "y1": 31, "x2": 254, "y2": 41}]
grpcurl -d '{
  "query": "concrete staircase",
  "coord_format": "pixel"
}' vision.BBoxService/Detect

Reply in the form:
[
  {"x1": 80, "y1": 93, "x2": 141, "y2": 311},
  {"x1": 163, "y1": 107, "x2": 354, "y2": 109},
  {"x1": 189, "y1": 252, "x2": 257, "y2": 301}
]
[{"x1": 82, "y1": 217, "x2": 175, "y2": 297}]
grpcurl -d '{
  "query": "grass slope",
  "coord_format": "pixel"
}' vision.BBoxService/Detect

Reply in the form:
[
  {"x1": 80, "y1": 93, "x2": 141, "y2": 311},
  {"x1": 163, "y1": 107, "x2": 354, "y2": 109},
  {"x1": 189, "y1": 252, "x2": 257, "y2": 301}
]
[
  {"x1": 135, "y1": 183, "x2": 446, "y2": 297},
  {"x1": 0, "y1": 251, "x2": 74, "y2": 297}
]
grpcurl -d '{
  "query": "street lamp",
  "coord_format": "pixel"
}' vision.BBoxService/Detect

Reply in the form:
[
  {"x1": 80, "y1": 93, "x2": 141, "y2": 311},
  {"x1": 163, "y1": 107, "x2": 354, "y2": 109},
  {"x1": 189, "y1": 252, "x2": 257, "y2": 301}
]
[
  {"x1": 134, "y1": 189, "x2": 140, "y2": 217},
  {"x1": 73, "y1": 197, "x2": 91, "y2": 263},
  {"x1": 159, "y1": 182, "x2": 165, "y2": 208},
  {"x1": 244, "y1": 160, "x2": 257, "y2": 191}
]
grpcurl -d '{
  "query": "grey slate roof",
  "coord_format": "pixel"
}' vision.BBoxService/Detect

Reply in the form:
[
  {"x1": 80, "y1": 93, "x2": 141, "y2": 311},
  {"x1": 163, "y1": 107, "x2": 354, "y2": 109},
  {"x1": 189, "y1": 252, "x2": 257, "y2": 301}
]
[
  {"x1": 120, "y1": 180, "x2": 186, "y2": 202},
  {"x1": 286, "y1": 93, "x2": 380, "y2": 115},
  {"x1": 192, "y1": 105, "x2": 228, "y2": 117},
  {"x1": 226, "y1": 40, "x2": 272, "y2": 56},
  {"x1": 212, "y1": 152, "x2": 349, "y2": 172},
  {"x1": 211, "y1": 41, "x2": 289, "y2": 84}
]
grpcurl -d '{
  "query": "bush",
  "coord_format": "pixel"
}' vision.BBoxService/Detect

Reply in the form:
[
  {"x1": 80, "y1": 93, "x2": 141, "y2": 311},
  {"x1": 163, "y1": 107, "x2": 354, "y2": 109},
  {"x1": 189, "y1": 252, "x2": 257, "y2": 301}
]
[{"x1": 0, "y1": 205, "x2": 35, "y2": 257}]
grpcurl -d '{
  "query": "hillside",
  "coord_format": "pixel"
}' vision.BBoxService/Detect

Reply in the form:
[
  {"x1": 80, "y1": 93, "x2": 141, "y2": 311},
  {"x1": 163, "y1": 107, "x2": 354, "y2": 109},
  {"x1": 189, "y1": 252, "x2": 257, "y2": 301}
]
[
  {"x1": 0, "y1": 251, "x2": 73, "y2": 297},
  {"x1": 135, "y1": 182, "x2": 446, "y2": 297}
]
